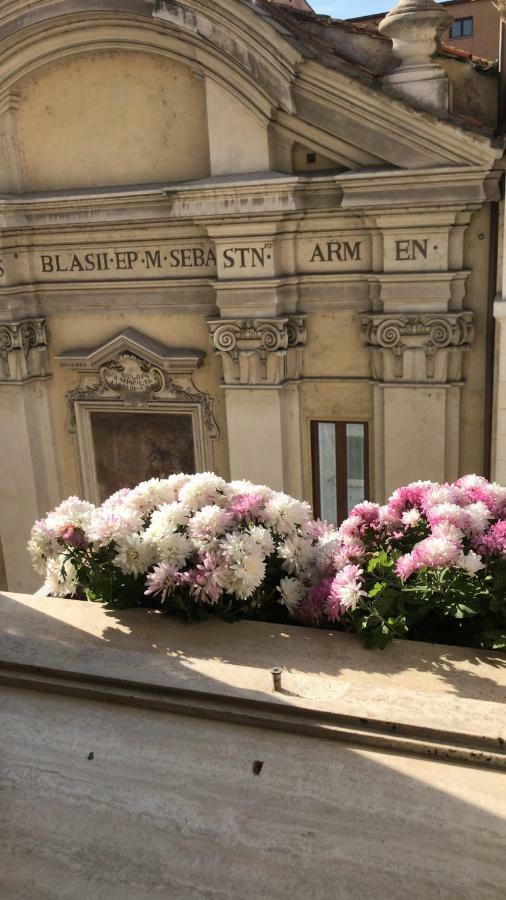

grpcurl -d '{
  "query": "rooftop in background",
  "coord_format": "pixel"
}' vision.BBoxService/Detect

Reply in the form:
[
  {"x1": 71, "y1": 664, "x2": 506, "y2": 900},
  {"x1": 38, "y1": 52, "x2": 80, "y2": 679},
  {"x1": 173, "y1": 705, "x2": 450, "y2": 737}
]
[
  {"x1": 270, "y1": 0, "x2": 314, "y2": 9},
  {"x1": 348, "y1": 0, "x2": 501, "y2": 62}
]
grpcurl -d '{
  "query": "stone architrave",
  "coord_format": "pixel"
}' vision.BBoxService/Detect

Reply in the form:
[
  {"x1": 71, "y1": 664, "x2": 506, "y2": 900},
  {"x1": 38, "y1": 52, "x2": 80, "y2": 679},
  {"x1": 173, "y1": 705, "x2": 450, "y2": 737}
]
[
  {"x1": 209, "y1": 316, "x2": 306, "y2": 495},
  {"x1": 0, "y1": 318, "x2": 60, "y2": 592}
]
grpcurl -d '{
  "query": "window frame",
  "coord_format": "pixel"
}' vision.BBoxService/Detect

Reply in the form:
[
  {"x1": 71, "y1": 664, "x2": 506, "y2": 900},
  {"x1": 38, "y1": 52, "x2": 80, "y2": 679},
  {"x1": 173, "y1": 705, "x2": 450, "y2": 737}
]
[
  {"x1": 311, "y1": 420, "x2": 370, "y2": 524},
  {"x1": 449, "y1": 16, "x2": 473, "y2": 39}
]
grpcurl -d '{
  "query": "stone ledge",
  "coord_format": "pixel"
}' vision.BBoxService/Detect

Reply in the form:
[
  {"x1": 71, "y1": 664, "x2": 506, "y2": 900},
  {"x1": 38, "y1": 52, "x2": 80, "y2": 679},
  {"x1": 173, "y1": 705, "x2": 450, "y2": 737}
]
[{"x1": 1, "y1": 592, "x2": 505, "y2": 762}]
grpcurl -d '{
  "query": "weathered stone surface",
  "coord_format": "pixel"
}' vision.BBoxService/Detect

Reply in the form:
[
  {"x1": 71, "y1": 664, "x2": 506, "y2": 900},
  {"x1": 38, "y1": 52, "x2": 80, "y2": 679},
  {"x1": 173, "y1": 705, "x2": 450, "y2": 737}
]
[
  {"x1": 1, "y1": 592, "x2": 505, "y2": 741},
  {"x1": 0, "y1": 593, "x2": 505, "y2": 899}
]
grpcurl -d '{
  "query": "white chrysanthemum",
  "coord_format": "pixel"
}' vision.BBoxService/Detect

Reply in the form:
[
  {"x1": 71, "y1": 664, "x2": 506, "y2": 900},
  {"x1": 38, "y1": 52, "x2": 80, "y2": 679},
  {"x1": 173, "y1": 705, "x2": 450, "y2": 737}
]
[
  {"x1": 458, "y1": 550, "x2": 485, "y2": 577},
  {"x1": 487, "y1": 482, "x2": 506, "y2": 506},
  {"x1": 464, "y1": 502, "x2": 491, "y2": 535},
  {"x1": 147, "y1": 502, "x2": 190, "y2": 539},
  {"x1": 429, "y1": 503, "x2": 467, "y2": 527},
  {"x1": 263, "y1": 493, "x2": 311, "y2": 535},
  {"x1": 431, "y1": 521, "x2": 464, "y2": 544},
  {"x1": 27, "y1": 521, "x2": 58, "y2": 575},
  {"x1": 401, "y1": 508, "x2": 421, "y2": 527},
  {"x1": 319, "y1": 529, "x2": 341, "y2": 546},
  {"x1": 458, "y1": 474, "x2": 488, "y2": 491},
  {"x1": 312, "y1": 534, "x2": 342, "y2": 576},
  {"x1": 45, "y1": 496, "x2": 96, "y2": 538},
  {"x1": 217, "y1": 531, "x2": 268, "y2": 600},
  {"x1": 247, "y1": 525, "x2": 275, "y2": 556},
  {"x1": 89, "y1": 506, "x2": 144, "y2": 546},
  {"x1": 43, "y1": 555, "x2": 78, "y2": 597},
  {"x1": 178, "y1": 473, "x2": 227, "y2": 510},
  {"x1": 150, "y1": 531, "x2": 193, "y2": 568},
  {"x1": 424, "y1": 484, "x2": 464, "y2": 509},
  {"x1": 113, "y1": 534, "x2": 154, "y2": 577},
  {"x1": 126, "y1": 478, "x2": 179, "y2": 515},
  {"x1": 224, "y1": 480, "x2": 273, "y2": 501},
  {"x1": 229, "y1": 550, "x2": 266, "y2": 600},
  {"x1": 278, "y1": 577, "x2": 305, "y2": 615},
  {"x1": 277, "y1": 535, "x2": 313, "y2": 575},
  {"x1": 188, "y1": 505, "x2": 230, "y2": 548}
]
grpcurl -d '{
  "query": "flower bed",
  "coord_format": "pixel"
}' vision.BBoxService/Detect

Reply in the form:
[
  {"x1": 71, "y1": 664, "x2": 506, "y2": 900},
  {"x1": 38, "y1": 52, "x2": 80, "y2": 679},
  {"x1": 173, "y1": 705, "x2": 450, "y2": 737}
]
[
  {"x1": 28, "y1": 474, "x2": 314, "y2": 623},
  {"x1": 29, "y1": 474, "x2": 506, "y2": 650}
]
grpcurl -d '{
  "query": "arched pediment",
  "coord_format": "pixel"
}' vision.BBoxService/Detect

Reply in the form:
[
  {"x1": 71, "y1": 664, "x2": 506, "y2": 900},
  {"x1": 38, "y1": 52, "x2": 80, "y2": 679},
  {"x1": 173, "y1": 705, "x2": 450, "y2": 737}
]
[{"x1": 0, "y1": 0, "x2": 501, "y2": 196}]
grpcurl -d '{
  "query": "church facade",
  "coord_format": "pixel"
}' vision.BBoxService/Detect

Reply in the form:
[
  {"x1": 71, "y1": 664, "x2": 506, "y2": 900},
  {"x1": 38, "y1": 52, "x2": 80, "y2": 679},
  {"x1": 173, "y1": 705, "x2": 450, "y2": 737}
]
[{"x1": 0, "y1": 0, "x2": 504, "y2": 591}]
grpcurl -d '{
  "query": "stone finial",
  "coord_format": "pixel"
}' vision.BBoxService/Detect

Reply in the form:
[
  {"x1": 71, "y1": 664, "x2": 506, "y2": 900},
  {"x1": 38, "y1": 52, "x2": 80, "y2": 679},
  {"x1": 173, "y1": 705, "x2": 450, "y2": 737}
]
[{"x1": 379, "y1": 0, "x2": 452, "y2": 114}]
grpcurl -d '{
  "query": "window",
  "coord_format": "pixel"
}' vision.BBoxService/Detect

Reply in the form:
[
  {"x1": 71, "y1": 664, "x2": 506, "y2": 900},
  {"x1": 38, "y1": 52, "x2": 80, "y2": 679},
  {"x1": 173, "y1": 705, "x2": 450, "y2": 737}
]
[
  {"x1": 450, "y1": 17, "x2": 473, "y2": 39},
  {"x1": 311, "y1": 421, "x2": 369, "y2": 524}
]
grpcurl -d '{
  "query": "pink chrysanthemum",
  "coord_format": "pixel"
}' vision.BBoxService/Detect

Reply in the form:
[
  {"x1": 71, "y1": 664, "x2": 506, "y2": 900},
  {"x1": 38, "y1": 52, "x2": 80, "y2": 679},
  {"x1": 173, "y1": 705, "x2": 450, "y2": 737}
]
[
  {"x1": 325, "y1": 564, "x2": 366, "y2": 621},
  {"x1": 227, "y1": 493, "x2": 264, "y2": 521},
  {"x1": 297, "y1": 579, "x2": 333, "y2": 626},
  {"x1": 145, "y1": 563, "x2": 181, "y2": 602}
]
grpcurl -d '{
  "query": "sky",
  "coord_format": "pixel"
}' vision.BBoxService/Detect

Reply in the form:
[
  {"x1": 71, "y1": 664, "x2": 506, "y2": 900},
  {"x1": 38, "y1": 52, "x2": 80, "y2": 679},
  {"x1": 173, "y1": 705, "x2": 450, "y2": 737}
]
[{"x1": 312, "y1": 1, "x2": 445, "y2": 18}]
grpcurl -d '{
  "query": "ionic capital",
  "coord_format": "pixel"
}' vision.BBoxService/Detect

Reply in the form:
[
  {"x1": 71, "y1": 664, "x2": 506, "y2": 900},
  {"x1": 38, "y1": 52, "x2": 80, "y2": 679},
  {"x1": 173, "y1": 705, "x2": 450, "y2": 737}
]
[
  {"x1": 0, "y1": 318, "x2": 50, "y2": 383},
  {"x1": 361, "y1": 311, "x2": 474, "y2": 383},
  {"x1": 208, "y1": 316, "x2": 306, "y2": 386}
]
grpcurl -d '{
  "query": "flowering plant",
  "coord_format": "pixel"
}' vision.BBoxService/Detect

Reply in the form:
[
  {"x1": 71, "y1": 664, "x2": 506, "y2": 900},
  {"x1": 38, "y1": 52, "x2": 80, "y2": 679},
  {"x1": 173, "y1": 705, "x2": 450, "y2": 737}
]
[
  {"x1": 290, "y1": 476, "x2": 506, "y2": 650},
  {"x1": 28, "y1": 473, "x2": 314, "y2": 621}
]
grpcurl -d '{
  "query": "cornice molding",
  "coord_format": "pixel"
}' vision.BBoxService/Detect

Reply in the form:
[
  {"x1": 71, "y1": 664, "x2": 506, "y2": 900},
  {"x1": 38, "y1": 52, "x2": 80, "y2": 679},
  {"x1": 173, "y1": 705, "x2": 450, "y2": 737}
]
[{"x1": 0, "y1": 167, "x2": 496, "y2": 228}]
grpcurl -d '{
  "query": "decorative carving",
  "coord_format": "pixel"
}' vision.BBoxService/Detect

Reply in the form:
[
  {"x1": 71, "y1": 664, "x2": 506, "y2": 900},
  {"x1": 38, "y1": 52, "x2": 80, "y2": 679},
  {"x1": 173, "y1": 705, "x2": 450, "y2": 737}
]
[
  {"x1": 57, "y1": 331, "x2": 219, "y2": 441},
  {"x1": 0, "y1": 318, "x2": 49, "y2": 383},
  {"x1": 361, "y1": 312, "x2": 474, "y2": 383},
  {"x1": 208, "y1": 317, "x2": 306, "y2": 386},
  {"x1": 102, "y1": 354, "x2": 164, "y2": 403}
]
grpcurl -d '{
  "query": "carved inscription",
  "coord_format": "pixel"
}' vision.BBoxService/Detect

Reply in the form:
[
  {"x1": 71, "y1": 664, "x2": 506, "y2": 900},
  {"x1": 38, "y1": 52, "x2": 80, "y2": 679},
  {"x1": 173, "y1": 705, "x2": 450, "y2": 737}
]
[
  {"x1": 38, "y1": 245, "x2": 217, "y2": 276},
  {"x1": 384, "y1": 233, "x2": 448, "y2": 272},
  {"x1": 310, "y1": 241, "x2": 362, "y2": 263},
  {"x1": 395, "y1": 239, "x2": 428, "y2": 261},
  {"x1": 222, "y1": 245, "x2": 272, "y2": 269},
  {"x1": 0, "y1": 232, "x2": 447, "y2": 282}
]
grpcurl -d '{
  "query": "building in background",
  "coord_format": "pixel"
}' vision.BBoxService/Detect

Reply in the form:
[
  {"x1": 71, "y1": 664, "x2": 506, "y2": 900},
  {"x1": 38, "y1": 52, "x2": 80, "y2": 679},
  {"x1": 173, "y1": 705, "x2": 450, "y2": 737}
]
[
  {"x1": 0, "y1": 0, "x2": 504, "y2": 592},
  {"x1": 350, "y1": 0, "x2": 501, "y2": 60}
]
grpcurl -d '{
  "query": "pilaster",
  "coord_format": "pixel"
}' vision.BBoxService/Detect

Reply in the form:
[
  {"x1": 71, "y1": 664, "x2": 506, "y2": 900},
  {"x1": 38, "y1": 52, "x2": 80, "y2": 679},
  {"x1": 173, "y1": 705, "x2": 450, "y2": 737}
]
[
  {"x1": 362, "y1": 311, "x2": 474, "y2": 498},
  {"x1": 0, "y1": 89, "x2": 22, "y2": 193},
  {"x1": 209, "y1": 316, "x2": 306, "y2": 495},
  {"x1": 0, "y1": 319, "x2": 60, "y2": 591}
]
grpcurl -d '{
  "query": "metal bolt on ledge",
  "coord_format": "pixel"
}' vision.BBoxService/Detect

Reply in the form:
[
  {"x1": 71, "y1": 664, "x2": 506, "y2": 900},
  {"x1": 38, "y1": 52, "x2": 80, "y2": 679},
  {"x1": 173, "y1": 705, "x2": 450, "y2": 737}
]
[{"x1": 271, "y1": 667, "x2": 283, "y2": 692}]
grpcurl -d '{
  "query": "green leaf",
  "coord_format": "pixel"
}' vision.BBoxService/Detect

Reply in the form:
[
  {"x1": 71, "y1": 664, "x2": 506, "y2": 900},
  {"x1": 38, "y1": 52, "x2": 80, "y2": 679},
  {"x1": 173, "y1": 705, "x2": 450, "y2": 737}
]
[{"x1": 368, "y1": 581, "x2": 387, "y2": 598}]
